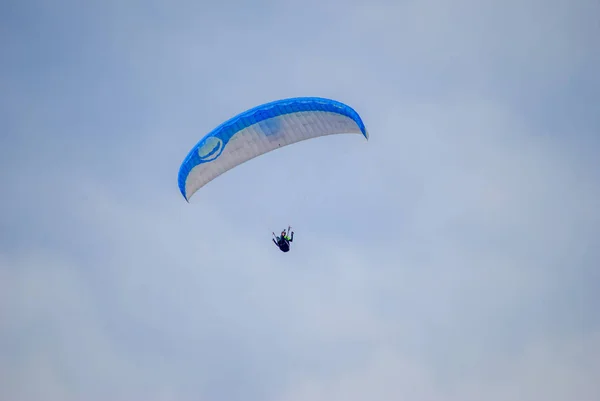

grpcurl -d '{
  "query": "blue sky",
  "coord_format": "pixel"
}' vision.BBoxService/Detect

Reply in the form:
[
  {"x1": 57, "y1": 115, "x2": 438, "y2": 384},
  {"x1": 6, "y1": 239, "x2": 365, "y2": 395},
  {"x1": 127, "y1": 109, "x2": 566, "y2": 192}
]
[{"x1": 1, "y1": 0, "x2": 599, "y2": 400}]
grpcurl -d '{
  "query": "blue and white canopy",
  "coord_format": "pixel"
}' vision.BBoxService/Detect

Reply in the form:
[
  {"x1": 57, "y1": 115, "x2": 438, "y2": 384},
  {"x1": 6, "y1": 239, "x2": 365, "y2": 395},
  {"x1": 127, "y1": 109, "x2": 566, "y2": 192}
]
[{"x1": 178, "y1": 97, "x2": 369, "y2": 201}]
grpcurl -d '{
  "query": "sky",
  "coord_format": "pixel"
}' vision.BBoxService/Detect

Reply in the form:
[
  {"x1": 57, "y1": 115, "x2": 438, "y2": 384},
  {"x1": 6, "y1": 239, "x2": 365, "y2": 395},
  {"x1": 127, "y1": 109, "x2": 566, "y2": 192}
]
[{"x1": 1, "y1": 0, "x2": 599, "y2": 400}]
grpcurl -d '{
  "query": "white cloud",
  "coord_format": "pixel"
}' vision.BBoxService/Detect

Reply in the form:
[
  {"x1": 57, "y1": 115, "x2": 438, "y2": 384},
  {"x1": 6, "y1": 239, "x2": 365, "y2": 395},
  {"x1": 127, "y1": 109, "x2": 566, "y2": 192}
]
[{"x1": 276, "y1": 330, "x2": 600, "y2": 401}]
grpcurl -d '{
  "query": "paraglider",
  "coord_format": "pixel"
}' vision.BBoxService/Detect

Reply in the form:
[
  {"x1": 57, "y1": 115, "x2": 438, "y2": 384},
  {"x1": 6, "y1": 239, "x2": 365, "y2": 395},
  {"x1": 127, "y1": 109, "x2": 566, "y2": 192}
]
[
  {"x1": 177, "y1": 96, "x2": 368, "y2": 252},
  {"x1": 273, "y1": 226, "x2": 294, "y2": 252}
]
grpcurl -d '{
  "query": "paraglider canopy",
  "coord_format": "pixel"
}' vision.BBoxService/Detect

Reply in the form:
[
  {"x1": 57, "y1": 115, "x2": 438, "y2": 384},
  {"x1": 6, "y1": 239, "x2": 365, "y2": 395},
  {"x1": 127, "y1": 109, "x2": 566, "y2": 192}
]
[{"x1": 178, "y1": 96, "x2": 368, "y2": 201}]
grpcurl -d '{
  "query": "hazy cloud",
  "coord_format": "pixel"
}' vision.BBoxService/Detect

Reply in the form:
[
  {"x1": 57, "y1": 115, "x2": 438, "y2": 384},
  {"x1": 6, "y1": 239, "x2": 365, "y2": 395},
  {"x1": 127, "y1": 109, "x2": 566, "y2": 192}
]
[{"x1": 1, "y1": 0, "x2": 599, "y2": 400}]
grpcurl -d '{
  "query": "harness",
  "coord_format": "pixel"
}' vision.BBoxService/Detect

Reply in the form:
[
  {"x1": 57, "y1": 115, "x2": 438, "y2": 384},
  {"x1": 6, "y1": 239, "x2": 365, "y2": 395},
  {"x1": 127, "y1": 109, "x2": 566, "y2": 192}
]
[{"x1": 277, "y1": 236, "x2": 290, "y2": 250}]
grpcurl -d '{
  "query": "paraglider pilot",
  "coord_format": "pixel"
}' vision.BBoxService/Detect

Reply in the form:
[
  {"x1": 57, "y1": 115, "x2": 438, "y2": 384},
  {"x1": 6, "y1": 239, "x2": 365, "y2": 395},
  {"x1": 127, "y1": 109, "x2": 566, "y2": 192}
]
[{"x1": 273, "y1": 226, "x2": 294, "y2": 252}]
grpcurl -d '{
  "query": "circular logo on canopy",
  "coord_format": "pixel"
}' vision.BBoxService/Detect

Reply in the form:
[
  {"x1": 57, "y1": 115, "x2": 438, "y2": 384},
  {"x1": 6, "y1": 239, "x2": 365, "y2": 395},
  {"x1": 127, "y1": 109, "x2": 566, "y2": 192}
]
[{"x1": 197, "y1": 136, "x2": 224, "y2": 162}]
